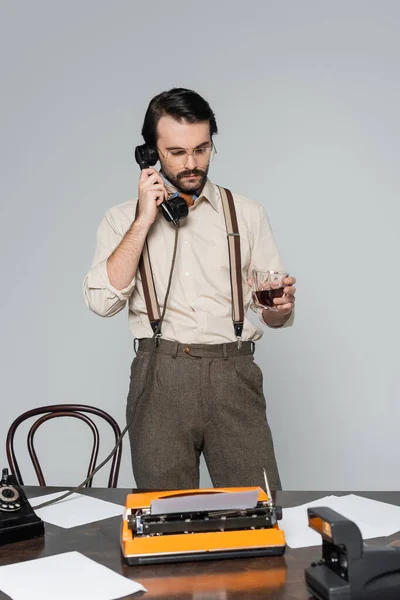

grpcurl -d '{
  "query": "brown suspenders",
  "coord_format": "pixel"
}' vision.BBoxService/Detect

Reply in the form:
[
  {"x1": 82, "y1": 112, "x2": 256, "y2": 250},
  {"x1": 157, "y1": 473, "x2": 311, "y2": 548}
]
[
  {"x1": 134, "y1": 205, "x2": 162, "y2": 335},
  {"x1": 218, "y1": 187, "x2": 245, "y2": 345},
  {"x1": 136, "y1": 186, "x2": 244, "y2": 347}
]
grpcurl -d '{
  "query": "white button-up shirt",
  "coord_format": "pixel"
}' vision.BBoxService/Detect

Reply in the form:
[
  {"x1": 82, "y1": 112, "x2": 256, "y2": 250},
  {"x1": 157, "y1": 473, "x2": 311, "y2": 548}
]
[{"x1": 83, "y1": 179, "x2": 293, "y2": 343}]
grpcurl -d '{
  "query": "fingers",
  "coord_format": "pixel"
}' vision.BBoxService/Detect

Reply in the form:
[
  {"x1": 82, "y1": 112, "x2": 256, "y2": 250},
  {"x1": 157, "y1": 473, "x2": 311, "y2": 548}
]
[
  {"x1": 144, "y1": 183, "x2": 165, "y2": 193},
  {"x1": 283, "y1": 276, "x2": 296, "y2": 286},
  {"x1": 139, "y1": 167, "x2": 159, "y2": 179},
  {"x1": 139, "y1": 169, "x2": 165, "y2": 191},
  {"x1": 282, "y1": 276, "x2": 296, "y2": 300},
  {"x1": 138, "y1": 168, "x2": 157, "y2": 185},
  {"x1": 248, "y1": 273, "x2": 296, "y2": 315},
  {"x1": 249, "y1": 276, "x2": 296, "y2": 288},
  {"x1": 139, "y1": 172, "x2": 168, "y2": 202},
  {"x1": 275, "y1": 303, "x2": 294, "y2": 313},
  {"x1": 274, "y1": 292, "x2": 295, "y2": 304},
  {"x1": 156, "y1": 190, "x2": 168, "y2": 203},
  {"x1": 140, "y1": 171, "x2": 164, "y2": 188},
  {"x1": 137, "y1": 168, "x2": 168, "y2": 225},
  {"x1": 284, "y1": 285, "x2": 296, "y2": 295},
  {"x1": 273, "y1": 294, "x2": 295, "y2": 311},
  {"x1": 142, "y1": 184, "x2": 167, "y2": 201}
]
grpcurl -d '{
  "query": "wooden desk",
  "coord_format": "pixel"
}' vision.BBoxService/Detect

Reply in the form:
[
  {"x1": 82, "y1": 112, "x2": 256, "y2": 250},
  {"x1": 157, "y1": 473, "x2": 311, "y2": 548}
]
[{"x1": 1, "y1": 489, "x2": 399, "y2": 599}]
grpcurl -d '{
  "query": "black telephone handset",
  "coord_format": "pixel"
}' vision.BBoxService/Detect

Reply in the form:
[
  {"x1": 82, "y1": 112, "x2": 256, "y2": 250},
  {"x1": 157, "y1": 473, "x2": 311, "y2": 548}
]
[
  {"x1": 134, "y1": 144, "x2": 188, "y2": 225},
  {"x1": 0, "y1": 468, "x2": 44, "y2": 545}
]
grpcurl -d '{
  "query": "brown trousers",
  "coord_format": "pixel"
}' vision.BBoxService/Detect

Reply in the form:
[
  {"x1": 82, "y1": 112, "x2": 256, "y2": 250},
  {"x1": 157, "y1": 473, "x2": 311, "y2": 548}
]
[{"x1": 126, "y1": 338, "x2": 281, "y2": 491}]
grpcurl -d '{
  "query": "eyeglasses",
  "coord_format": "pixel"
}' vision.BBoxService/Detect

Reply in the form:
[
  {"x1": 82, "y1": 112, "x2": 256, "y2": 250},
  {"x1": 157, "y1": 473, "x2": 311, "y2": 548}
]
[{"x1": 157, "y1": 142, "x2": 217, "y2": 168}]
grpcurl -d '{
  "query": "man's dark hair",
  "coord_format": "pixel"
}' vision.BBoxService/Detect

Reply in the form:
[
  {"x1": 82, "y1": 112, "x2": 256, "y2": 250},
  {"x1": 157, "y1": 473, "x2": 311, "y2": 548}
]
[{"x1": 141, "y1": 88, "x2": 218, "y2": 148}]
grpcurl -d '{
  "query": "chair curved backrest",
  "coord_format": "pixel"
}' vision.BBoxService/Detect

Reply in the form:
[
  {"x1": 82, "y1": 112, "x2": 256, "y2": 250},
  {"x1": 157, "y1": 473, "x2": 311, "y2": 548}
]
[{"x1": 6, "y1": 404, "x2": 122, "y2": 488}]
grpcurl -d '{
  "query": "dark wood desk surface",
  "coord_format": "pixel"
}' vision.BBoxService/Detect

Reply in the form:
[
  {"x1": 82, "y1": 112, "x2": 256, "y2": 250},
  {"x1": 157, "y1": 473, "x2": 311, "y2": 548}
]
[{"x1": 1, "y1": 489, "x2": 400, "y2": 600}]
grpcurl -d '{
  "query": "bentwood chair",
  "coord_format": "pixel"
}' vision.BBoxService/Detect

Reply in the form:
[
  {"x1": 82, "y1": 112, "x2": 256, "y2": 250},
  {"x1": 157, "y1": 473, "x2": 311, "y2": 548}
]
[{"x1": 6, "y1": 404, "x2": 122, "y2": 487}]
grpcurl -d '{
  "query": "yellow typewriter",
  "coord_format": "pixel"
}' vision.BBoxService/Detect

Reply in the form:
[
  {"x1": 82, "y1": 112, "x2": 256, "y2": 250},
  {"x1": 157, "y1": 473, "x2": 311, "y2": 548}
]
[{"x1": 121, "y1": 485, "x2": 286, "y2": 565}]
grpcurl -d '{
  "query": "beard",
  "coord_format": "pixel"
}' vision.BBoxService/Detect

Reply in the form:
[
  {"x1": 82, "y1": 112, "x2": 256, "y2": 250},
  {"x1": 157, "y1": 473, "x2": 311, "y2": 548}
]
[{"x1": 161, "y1": 163, "x2": 209, "y2": 195}]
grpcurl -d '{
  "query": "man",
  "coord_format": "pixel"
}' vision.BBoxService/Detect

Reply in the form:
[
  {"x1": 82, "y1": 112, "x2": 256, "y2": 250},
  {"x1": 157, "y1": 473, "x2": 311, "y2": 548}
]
[{"x1": 83, "y1": 88, "x2": 296, "y2": 491}]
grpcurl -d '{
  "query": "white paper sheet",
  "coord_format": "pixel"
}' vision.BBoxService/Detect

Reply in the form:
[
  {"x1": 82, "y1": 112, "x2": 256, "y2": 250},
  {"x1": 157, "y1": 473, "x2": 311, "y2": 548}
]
[
  {"x1": 151, "y1": 490, "x2": 259, "y2": 515},
  {"x1": 281, "y1": 494, "x2": 400, "y2": 548},
  {"x1": 0, "y1": 551, "x2": 146, "y2": 600},
  {"x1": 29, "y1": 491, "x2": 124, "y2": 528},
  {"x1": 333, "y1": 494, "x2": 400, "y2": 538},
  {"x1": 280, "y1": 495, "x2": 338, "y2": 548}
]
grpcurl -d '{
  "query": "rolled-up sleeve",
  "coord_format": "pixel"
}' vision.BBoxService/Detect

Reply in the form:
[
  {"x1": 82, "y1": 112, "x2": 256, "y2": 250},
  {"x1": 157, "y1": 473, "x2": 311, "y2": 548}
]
[
  {"x1": 83, "y1": 210, "x2": 136, "y2": 317},
  {"x1": 248, "y1": 204, "x2": 294, "y2": 329}
]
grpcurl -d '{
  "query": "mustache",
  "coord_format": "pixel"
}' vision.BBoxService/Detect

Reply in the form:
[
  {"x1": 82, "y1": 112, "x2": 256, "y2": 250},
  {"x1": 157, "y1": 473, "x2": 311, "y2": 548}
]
[{"x1": 177, "y1": 168, "x2": 206, "y2": 179}]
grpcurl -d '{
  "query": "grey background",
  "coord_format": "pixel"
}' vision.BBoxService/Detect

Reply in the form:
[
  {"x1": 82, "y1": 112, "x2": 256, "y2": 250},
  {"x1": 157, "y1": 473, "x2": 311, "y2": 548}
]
[{"x1": 1, "y1": 1, "x2": 399, "y2": 490}]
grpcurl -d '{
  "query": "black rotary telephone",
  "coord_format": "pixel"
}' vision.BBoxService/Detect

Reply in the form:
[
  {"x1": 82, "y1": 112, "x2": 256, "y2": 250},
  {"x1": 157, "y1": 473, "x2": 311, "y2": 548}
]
[
  {"x1": 134, "y1": 144, "x2": 189, "y2": 225},
  {"x1": 0, "y1": 468, "x2": 44, "y2": 545}
]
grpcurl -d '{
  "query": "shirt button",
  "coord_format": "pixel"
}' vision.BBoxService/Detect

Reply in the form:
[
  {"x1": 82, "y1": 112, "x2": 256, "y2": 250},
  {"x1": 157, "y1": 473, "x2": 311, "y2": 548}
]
[{"x1": 185, "y1": 272, "x2": 190, "y2": 276}]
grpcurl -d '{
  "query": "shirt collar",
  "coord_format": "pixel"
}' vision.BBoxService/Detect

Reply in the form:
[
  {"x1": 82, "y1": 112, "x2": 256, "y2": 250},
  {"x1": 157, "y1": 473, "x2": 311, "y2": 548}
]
[{"x1": 199, "y1": 179, "x2": 219, "y2": 213}]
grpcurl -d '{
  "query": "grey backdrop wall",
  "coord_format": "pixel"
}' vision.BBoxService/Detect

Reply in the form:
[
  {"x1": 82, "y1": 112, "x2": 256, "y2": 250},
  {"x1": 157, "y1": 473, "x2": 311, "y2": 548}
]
[{"x1": 1, "y1": 1, "x2": 399, "y2": 489}]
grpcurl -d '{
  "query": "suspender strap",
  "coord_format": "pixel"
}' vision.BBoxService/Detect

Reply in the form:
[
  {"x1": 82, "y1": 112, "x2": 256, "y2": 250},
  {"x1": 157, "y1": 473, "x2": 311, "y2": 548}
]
[
  {"x1": 136, "y1": 187, "x2": 244, "y2": 345},
  {"x1": 218, "y1": 186, "x2": 245, "y2": 345},
  {"x1": 134, "y1": 204, "x2": 161, "y2": 335}
]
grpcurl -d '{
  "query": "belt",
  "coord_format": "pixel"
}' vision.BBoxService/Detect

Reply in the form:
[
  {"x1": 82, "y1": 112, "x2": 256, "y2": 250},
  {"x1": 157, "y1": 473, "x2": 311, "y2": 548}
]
[{"x1": 135, "y1": 338, "x2": 255, "y2": 358}]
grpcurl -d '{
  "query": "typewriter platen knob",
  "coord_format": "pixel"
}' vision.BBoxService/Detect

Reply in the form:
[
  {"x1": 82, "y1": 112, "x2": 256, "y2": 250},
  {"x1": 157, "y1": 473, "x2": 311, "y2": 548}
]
[{"x1": 275, "y1": 506, "x2": 283, "y2": 521}]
